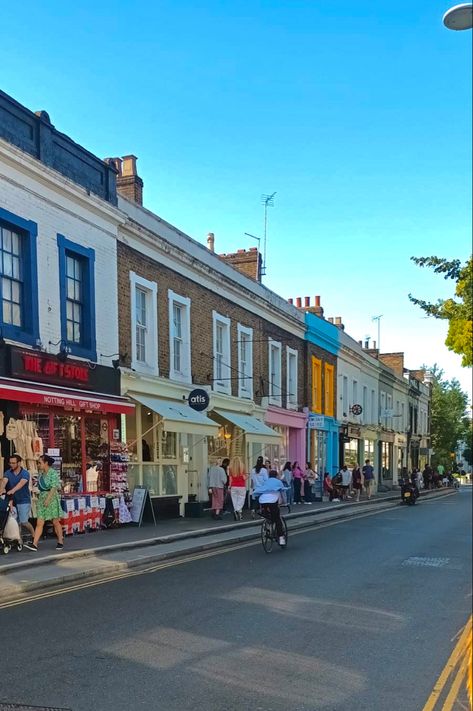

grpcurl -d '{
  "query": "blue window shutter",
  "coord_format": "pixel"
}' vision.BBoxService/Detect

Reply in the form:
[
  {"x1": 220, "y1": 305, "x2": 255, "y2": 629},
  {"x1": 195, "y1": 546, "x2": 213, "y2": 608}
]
[
  {"x1": 57, "y1": 234, "x2": 97, "y2": 361},
  {"x1": 0, "y1": 206, "x2": 39, "y2": 346}
]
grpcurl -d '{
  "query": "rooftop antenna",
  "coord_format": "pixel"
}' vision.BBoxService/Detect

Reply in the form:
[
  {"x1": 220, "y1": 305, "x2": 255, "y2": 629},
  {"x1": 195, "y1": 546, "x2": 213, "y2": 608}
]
[
  {"x1": 261, "y1": 192, "x2": 276, "y2": 276},
  {"x1": 371, "y1": 315, "x2": 383, "y2": 351}
]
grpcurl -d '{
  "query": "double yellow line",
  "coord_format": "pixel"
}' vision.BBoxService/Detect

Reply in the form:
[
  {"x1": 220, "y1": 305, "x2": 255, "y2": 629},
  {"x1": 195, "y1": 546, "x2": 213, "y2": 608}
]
[{"x1": 421, "y1": 615, "x2": 472, "y2": 711}]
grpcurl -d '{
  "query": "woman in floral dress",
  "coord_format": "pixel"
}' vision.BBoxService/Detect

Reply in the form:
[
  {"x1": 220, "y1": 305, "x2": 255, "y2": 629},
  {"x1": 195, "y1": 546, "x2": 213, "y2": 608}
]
[{"x1": 25, "y1": 454, "x2": 64, "y2": 552}]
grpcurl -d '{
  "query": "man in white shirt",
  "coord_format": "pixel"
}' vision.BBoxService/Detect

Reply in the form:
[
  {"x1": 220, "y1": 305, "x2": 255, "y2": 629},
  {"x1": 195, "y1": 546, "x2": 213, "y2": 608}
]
[{"x1": 339, "y1": 465, "x2": 352, "y2": 501}]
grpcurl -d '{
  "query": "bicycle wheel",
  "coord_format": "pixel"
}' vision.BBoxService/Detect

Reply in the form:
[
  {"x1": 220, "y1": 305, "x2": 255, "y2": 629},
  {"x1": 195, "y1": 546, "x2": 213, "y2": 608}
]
[{"x1": 261, "y1": 519, "x2": 273, "y2": 553}]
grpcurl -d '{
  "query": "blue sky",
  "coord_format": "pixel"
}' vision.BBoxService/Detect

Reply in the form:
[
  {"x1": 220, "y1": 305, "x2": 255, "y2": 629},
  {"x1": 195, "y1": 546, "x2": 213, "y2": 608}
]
[{"x1": 2, "y1": 0, "x2": 471, "y2": 396}]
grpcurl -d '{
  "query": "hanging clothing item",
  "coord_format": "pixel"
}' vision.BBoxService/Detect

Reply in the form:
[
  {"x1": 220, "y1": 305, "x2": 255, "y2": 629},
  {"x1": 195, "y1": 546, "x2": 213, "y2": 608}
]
[{"x1": 0, "y1": 411, "x2": 4, "y2": 437}]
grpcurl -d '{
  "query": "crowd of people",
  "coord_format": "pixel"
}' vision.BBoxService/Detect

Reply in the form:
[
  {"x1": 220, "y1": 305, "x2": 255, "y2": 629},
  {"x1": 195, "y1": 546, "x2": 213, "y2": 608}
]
[
  {"x1": 207, "y1": 456, "x2": 320, "y2": 521},
  {"x1": 207, "y1": 457, "x2": 461, "y2": 521}
]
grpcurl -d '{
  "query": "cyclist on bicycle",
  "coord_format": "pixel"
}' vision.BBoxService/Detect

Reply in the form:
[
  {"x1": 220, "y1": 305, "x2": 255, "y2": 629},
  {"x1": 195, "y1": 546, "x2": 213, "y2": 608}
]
[{"x1": 253, "y1": 470, "x2": 288, "y2": 546}]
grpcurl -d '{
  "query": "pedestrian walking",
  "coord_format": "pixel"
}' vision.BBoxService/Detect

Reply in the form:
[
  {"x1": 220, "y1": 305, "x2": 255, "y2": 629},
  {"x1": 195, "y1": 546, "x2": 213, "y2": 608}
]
[
  {"x1": 351, "y1": 463, "x2": 362, "y2": 502},
  {"x1": 292, "y1": 462, "x2": 304, "y2": 504},
  {"x1": 304, "y1": 462, "x2": 316, "y2": 504},
  {"x1": 0, "y1": 454, "x2": 35, "y2": 543},
  {"x1": 228, "y1": 456, "x2": 248, "y2": 521},
  {"x1": 281, "y1": 461, "x2": 293, "y2": 506},
  {"x1": 25, "y1": 454, "x2": 64, "y2": 551},
  {"x1": 208, "y1": 459, "x2": 227, "y2": 520},
  {"x1": 423, "y1": 465, "x2": 433, "y2": 490},
  {"x1": 221, "y1": 457, "x2": 232, "y2": 515},
  {"x1": 362, "y1": 459, "x2": 375, "y2": 499},
  {"x1": 250, "y1": 456, "x2": 269, "y2": 515}
]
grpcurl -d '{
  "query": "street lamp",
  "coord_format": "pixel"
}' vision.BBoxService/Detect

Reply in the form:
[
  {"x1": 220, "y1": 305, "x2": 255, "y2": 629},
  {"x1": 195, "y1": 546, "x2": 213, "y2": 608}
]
[{"x1": 443, "y1": 3, "x2": 473, "y2": 30}]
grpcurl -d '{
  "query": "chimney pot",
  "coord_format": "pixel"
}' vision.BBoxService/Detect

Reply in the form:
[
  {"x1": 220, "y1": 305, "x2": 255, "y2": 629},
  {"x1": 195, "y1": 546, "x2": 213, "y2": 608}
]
[
  {"x1": 364, "y1": 338, "x2": 370, "y2": 348},
  {"x1": 115, "y1": 155, "x2": 143, "y2": 205},
  {"x1": 315, "y1": 295, "x2": 321, "y2": 306},
  {"x1": 296, "y1": 297, "x2": 302, "y2": 308},
  {"x1": 335, "y1": 317, "x2": 342, "y2": 325},
  {"x1": 373, "y1": 340, "x2": 377, "y2": 349},
  {"x1": 304, "y1": 296, "x2": 310, "y2": 307},
  {"x1": 327, "y1": 317, "x2": 334, "y2": 324},
  {"x1": 358, "y1": 340, "x2": 362, "y2": 346},
  {"x1": 207, "y1": 232, "x2": 215, "y2": 252},
  {"x1": 288, "y1": 298, "x2": 293, "y2": 305}
]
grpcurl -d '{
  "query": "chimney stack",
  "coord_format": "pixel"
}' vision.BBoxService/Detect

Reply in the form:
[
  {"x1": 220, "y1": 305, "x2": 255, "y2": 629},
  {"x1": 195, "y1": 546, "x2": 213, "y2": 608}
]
[
  {"x1": 207, "y1": 232, "x2": 215, "y2": 252},
  {"x1": 364, "y1": 338, "x2": 370, "y2": 349},
  {"x1": 288, "y1": 298, "x2": 293, "y2": 305},
  {"x1": 304, "y1": 296, "x2": 310, "y2": 307},
  {"x1": 334, "y1": 317, "x2": 345, "y2": 330},
  {"x1": 327, "y1": 317, "x2": 334, "y2": 324},
  {"x1": 373, "y1": 340, "x2": 377, "y2": 349},
  {"x1": 107, "y1": 154, "x2": 144, "y2": 205},
  {"x1": 296, "y1": 297, "x2": 302, "y2": 308},
  {"x1": 219, "y1": 246, "x2": 262, "y2": 281}
]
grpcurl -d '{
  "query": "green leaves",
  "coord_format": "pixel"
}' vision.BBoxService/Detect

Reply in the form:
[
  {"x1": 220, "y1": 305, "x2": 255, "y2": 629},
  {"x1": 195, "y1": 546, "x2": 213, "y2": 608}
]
[
  {"x1": 409, "y1": 256, "x2": 473, "y2": 367},
  {"x1": 426, "y1": 365, "x2": 470, "y2": 467}
]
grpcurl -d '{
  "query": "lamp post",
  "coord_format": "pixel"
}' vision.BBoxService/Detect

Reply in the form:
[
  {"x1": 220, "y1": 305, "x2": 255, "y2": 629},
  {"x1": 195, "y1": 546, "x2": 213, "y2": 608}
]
[{"x1": 443, "y1": 3, "x2": 473, "y2": 30}]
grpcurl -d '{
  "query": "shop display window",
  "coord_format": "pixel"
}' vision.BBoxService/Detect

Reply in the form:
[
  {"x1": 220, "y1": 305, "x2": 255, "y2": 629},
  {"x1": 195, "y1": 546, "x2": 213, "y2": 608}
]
[
  {"x1": 343, "y1": 439, "x2": 359, "y2": 468},
  {"x1": 381, "y1": 442, "x2": 392, "y2": 479}
]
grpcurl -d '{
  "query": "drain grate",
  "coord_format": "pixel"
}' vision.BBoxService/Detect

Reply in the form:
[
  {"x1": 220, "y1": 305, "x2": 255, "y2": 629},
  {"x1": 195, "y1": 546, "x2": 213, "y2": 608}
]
[
  {"x1": 0, "y1": 705, "x2": 71, "y2": 710},
  {"x1": 402, "y1": 556, "x2": 450, "y2": 568}
]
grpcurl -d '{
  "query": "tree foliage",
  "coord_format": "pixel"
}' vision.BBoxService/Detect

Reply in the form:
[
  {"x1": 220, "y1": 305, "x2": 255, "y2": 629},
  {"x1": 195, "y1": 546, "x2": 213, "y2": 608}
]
[
  {"x1": 425, "y1": 365, "x2": 470, "y2": 467},
  {"x1": 409, "y1": 256, "x2": 473, "y2": 367}
]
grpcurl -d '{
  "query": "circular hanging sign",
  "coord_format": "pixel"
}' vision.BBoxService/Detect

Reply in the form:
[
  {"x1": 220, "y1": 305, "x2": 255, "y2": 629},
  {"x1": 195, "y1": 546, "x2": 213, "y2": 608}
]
[
  {"x1": 188, "y1": 388, "x2": 210, "y2": 412},
  {"x1": 351, "y1": 404, "x2": 363, "y2": 416}
]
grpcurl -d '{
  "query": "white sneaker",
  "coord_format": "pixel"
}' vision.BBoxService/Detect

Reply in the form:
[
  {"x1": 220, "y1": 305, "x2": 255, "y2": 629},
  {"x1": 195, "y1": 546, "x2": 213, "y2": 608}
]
[
  {"x1": 304, "y1": 502, "x2": 311, "y2": 505},
  {"x1": 278, "y1": 536, "x2": 286, "y2": 546},
  {"x1": 332, "y1": 498, "x2": 340, "y2": 502}
]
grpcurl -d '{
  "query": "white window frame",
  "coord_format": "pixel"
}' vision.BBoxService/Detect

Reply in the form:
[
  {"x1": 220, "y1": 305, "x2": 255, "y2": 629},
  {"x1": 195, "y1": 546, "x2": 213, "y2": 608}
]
[
  {"x1": 168, "y1": 290, "x2": 191, "y2": 383},
  {"x1": 268, "y1": 338, "x2": 282, "y2": 406},
  {"x1": 212, "y1": 311, "x2": 231, "y2": 394},
  {"x1": 237, "y1": 323, "x2": 253, "y2": 399},
  {"x1": 130, "y1": 271, "x2": 158, "y2": 375},
  {"x1": 286, "y1": 346, "x2": 298, "y2": 410}
]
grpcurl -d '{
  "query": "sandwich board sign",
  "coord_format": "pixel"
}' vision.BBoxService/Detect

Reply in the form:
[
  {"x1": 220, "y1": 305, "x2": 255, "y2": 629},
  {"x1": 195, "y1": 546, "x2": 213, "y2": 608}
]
[{"x1": 130, "y1": 486, "x2": 156, "y2": 527}]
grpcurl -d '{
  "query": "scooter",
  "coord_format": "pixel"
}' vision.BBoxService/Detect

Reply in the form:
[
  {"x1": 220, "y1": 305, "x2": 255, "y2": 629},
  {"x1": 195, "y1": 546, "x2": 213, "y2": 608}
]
[{"x1": 400, "y1": 478, "x2": 418, "y2": 506}]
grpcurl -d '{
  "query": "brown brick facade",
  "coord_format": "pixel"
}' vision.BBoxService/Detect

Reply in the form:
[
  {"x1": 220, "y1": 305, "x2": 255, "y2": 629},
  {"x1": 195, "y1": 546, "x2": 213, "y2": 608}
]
[{"x1": 117, "y1": 241, "x2": 307, "y2": 408}]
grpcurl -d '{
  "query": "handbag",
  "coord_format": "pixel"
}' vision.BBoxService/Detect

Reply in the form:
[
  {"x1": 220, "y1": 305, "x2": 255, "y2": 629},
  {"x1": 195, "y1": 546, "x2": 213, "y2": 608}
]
[{"x1": 37, "y1": 475, "x2": 51, "y2": 492}]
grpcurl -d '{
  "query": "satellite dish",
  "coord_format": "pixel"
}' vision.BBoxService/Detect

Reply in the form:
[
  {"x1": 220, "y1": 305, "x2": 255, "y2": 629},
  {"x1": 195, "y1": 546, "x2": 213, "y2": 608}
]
[{"x1": 443, "y1": 3, "x2": 473, "y2": 30}]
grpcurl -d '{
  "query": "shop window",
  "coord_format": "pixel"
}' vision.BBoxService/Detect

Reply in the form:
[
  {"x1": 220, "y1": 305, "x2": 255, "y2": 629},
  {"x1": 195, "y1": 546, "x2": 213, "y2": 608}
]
[
  {"x1": 364, "y1": 439, "x2": 375, "y2": 462},
  {"x1": 130, "y1": 272, "x2": 158, "y2": 375},
  {"x1": 311, "y1": 357, "x2": 322, "y2": 413},
  {"x1": 324, "y1": 363, "x2": 334, "y2": 417},
  {"x1": 213, "y1": 311, "x2": 231, "y2": 394},
  {"x1": 169, "y1": 290, "x2": 191, "y2": 383},
  {"x1": 381, "y1": 441, "x2": 392, "y2": 479},
  {"x1": 268, "y1": 338, "x2": 282, "y2": 406},
  {"x1": 343, "y1": 438, "x2": 359, "y2": 468},
  {"x1": 237, "y1": 323, "x2": 253, "y2": 398},
  {"x1": 58, "y1": 234, "x2": 96, "y2": 361},
  {"x1": 286, "y1": 347, "x2": 298, "y2": 409},
  {"x1": 0, "y1": 207, "x2": 39, "y2": 346}
]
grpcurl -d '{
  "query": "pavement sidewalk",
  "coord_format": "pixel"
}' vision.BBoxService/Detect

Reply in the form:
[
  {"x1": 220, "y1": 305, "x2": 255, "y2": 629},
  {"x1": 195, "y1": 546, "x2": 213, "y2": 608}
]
[{"x1": 0, "y1": 489, "x2": 454, "y2": 603}]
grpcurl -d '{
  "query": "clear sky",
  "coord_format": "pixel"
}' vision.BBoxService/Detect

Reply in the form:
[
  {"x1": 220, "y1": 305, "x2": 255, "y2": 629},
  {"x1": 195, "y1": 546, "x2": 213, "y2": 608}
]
[{"x1": 2, "y1": 0, "x2": 471, "y2": 397}]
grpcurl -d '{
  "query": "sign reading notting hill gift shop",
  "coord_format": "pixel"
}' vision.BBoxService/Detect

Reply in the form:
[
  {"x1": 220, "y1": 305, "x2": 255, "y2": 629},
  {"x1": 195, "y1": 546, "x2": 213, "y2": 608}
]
[{"x1": 11, "y1": 348, "x2": 92, "y2": 390}]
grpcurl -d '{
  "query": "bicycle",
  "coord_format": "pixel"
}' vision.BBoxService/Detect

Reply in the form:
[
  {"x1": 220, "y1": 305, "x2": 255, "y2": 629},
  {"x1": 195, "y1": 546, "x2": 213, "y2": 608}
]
[{"x1": 259, "y1": 508, "x2": 288, "y2": 553}]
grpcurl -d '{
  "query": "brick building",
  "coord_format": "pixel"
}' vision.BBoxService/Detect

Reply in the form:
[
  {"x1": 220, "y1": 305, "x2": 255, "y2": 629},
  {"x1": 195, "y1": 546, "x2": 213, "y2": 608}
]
[{"x1": 112, "y1": 158, "x2": 309, "y2": 508}]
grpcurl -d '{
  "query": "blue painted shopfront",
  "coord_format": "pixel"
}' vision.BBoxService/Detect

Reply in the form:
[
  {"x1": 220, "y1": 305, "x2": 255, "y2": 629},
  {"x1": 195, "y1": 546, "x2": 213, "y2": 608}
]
[{"x1": 305, "y1": 312, "x2": 340, "y2": 478}]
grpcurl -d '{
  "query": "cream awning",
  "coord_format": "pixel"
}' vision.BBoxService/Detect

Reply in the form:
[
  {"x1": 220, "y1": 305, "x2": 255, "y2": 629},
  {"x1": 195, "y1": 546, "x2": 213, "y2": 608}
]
[
  {"x1": 128, "y1": 393, "x2": 219, "y2": 436},
  {"x1": 213, "y1": 409, "x2": 282, "y2": 443}
]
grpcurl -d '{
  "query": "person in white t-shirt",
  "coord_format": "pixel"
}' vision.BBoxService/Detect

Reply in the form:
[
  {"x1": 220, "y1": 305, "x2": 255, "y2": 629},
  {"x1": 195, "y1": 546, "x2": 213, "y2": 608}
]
[{"x1": 339, "y1": 465, "x2": 352, "y2": 501}]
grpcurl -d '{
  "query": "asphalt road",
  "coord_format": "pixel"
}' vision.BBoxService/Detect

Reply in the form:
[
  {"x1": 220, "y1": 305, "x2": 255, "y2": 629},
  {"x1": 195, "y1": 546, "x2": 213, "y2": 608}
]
[{"x1": 1, "y1": 489, "x2": 471, "y2": 711}]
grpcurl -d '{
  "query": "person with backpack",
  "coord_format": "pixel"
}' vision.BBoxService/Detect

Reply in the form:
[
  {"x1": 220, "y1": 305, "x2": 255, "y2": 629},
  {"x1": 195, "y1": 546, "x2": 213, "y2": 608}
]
[{"x1": 362, "y1": 459, "x2": 375, "y2": 499}]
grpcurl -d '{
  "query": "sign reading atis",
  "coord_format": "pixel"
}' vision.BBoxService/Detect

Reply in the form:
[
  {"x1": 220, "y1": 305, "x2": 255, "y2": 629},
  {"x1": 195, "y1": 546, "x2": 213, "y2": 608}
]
[{"x1": 12, "y1": 349, "x2": 91, "y2": 389}]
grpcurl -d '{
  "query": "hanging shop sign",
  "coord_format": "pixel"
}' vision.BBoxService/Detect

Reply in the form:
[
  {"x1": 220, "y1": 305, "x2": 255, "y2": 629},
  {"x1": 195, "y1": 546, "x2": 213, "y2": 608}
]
[
  {"x1": 348, "y1": 425, "x2": 361, "y2": 438},
  {"x1": 188, "y1": 388, "x2": 210, "y2": 412},
  {"x1": 11, "y1": 348, "x2": 91, "y2": 388},
  {"x1": 351, "y1": 404, "x2": 363, "y2": 416},
  {"x1": 308, "y1": 414, "x2": 325, "y2": 429}
]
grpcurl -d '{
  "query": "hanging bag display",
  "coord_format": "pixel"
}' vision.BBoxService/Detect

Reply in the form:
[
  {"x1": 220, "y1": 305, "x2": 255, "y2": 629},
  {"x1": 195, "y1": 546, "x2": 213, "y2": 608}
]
[{"x1": 5, "y1": 419, "x2": 18, "y2": 441}]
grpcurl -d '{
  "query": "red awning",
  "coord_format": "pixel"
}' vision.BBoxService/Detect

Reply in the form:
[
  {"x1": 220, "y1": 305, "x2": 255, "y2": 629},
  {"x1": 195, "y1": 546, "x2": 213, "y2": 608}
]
[{"x1": 0, "y1": 378, "x2": 134, "y2": 414}]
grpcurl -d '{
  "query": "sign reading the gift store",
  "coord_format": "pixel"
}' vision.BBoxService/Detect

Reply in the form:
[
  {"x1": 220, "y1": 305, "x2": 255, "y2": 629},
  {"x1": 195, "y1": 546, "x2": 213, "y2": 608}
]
[{"x1": 11, "y1": 348, "x2": 92, "y2": 389}]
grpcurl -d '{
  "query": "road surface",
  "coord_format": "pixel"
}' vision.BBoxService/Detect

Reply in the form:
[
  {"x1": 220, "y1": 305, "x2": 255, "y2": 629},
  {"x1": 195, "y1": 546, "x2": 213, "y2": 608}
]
[{"x1": 1, "y1": 488, "x2": 471, "y2": 711}]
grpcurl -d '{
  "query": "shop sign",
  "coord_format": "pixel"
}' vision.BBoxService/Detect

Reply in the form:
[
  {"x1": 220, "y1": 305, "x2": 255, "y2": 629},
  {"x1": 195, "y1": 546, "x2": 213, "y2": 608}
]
[
  {"x1": 188, "y1": 388, "x2": 210, "y2": 412},
  {"x1": 395, "y1": 434, "x2": 407, "y2": 446},
  {"x1": 11, "y1": 348, "x2": 92, "y2": 389},
  {"x1": 308, "y1": 414, "x2": 325, "y2": 429},
  {"x1": 348, "y1": 425, "x2": 361, "y2": 438}
]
